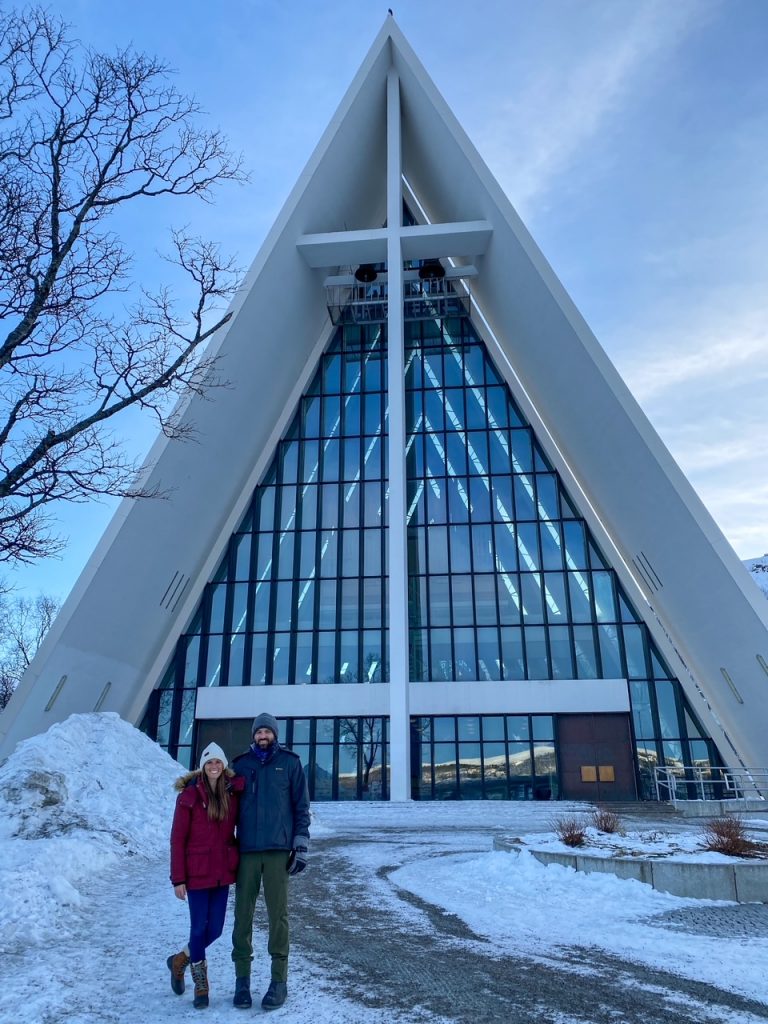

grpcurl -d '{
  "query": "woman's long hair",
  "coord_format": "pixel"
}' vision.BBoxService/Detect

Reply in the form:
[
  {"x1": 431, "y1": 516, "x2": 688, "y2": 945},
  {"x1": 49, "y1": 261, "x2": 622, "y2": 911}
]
[{"x1": 203, "y1": 769, "x2": 230, "y2": 822}]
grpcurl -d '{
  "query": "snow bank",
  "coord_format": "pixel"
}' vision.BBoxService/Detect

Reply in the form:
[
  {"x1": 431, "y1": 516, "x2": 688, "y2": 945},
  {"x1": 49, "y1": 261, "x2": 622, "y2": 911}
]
[{"x1": 0, "y1": 712, "x2": 182, "y2": 945}]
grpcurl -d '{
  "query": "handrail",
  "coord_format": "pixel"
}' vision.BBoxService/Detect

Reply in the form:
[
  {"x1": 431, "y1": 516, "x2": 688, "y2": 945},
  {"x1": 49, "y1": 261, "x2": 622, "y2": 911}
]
[{"x1": 653, "y1": 765, "x2": 768, "y2": 805}]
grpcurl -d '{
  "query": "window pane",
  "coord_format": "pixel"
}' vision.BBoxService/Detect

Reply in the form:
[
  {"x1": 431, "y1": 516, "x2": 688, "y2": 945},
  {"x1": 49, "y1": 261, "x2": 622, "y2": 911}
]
[
  {"x1": 227, "y1": 635, "x2": 245, "y2": 687},
  {"x1": 549, "y1": 626, "x2": 574, "y2": 678},
  {"x1": 568, "y1": 572, "x2": 592, "y2": 622},
  {"x1": 507, "y1": 716, "x2": 530, "y2": 741},
  {"x1": 233, "y1": 534, "x2": 251, "y2": 581},
  {"x1": 430, "y1": 629, "x2": 452, "y2": 680},
  {"x1": 454, "y1": 628, "x2": 477, "y2": 679},
  {"x1": 428, "y1": 526, "x2": 449, "y2": 574},
  {"x1": 525, "y1": 626, "x2": 549, "y2": 678},
  {"x1": 521, "y1": 573, "x2": 544, "y2": 623},
  {"x1": 477, "y1": 628, "x2": 501, "y2": 680},
  {"x1": 598, "y1": 624, "x2": 622, "y2": 678},
  {"x1": 482, "y1": 716, "x2": 505, "y2": 741},
  {"x1": 500, "y1": 627, "x2": 524, "y2": 679},
  {"x1": 623, "y1": 624, "x2": 649, "y2": 679},
  {"x1": 294, "y1": 633, "x2": 313, "y2": 683},
  {"x1": 497, "y1": 573, "x2": 521, "y2": 624},
  {"x1": 474, "y1": 575, "x2": 497, "y2": 625},
  {"x1": 593, "y1": 571, "x2": 617, "y2": 622},
  {"x1": 342, "y1": 481, "x2": 360, "y2": 528},
  {"x1": 271, "y1": 633, "x2": 290, "y2": 685},
  {"x1": 656, "y1": 680, "x2": 680, "y2": 739},
  {"x1": 630, "y1": 680, "x2": 654, "y2": 737},
  {"x1": 250, "y1": 635, "x2": 267, "y2": 685},
  {"x1": 573, "y1": 625, "x2": 598, "y2": 679},
  {"x1": 252, "y1": 580, "x2": 269, "y2": 630},
  {"x1": 449, "y1": 525, "x2": 471, "y2": 573},
  {"x1": 471, "y1": 523, "x2": 494, "y2": 572},
  {"x1": 276, "y1": 532, "x2": 294, "y2": 579},
  {"x1": 544, "y1": 573, "x2": 567, "y2": 621},
  {"x1": 539, "y1": 523, "x2": 563, "y2": 571}
]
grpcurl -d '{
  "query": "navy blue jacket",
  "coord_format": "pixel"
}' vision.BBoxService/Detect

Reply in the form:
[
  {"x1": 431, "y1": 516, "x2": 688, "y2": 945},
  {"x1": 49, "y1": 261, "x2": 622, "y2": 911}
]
[{"x1": 232, "y1": 745, "x2": 310, "y2": 853}]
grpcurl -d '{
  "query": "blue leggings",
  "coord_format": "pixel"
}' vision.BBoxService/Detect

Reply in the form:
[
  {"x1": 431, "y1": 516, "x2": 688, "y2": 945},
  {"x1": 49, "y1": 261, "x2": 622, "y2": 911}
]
[{"x1": 187, "y1": 885, "x2": 230, "y2": 963}]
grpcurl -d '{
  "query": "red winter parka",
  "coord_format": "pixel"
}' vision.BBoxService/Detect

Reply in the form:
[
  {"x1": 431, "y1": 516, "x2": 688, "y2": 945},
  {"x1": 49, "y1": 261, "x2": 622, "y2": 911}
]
[{"x1": 170, "y1": 770, "x2": 245, "y2": 890}]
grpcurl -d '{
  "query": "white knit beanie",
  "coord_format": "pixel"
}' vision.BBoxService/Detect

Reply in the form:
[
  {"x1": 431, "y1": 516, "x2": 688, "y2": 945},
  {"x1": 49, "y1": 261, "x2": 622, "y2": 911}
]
[{"x1": 199, "y1": 741, "x2": 228, "y2": 770}]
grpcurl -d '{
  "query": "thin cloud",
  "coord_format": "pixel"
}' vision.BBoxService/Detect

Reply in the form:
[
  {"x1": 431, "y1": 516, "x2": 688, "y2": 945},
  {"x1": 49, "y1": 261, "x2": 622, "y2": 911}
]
[
  {"x1": 622, "y1": 319, "x2": 768, "y2": 402},
  {"x1": 478, "y1": 0, "x2": 715, "y2": 215}
]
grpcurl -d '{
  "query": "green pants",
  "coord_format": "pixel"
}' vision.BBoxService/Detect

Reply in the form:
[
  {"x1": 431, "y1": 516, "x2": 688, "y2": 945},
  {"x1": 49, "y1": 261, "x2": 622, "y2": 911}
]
[{"x1": 231, "y1": 851, "x2": 290, "y2": 982}]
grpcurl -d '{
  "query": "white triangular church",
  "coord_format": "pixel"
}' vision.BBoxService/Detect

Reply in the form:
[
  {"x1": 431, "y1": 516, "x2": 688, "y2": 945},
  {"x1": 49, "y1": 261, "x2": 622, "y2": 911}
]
[{"x1": 3, "y1": 20, "x2": 767, "y2": 803}]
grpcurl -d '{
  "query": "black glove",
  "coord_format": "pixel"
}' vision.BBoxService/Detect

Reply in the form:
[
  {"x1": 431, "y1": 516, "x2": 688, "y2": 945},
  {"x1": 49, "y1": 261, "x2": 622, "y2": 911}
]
[{"x1": 287, "y1": 844, "x2": 308, "y2": 876}]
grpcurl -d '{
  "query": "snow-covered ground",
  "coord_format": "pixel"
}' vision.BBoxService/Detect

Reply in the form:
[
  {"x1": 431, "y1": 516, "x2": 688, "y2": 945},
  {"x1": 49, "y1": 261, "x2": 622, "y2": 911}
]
[
  {"x1": 517, "y1": 820, "x2": 768, "y2": 862},
  {"x1": 1, "y1": 713, "x2": 767, "y2": 1023},
  {"x1": 745, "y1": 555, "x2": 768, "y2": 598}
]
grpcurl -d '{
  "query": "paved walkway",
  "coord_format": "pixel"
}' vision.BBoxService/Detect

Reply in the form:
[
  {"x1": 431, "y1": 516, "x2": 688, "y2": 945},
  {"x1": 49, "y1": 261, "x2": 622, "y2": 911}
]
[
  {"x1": 3, "y1": 806, "x2": 767, "y2": 1024},
  {"x1": 291, "y1": 828, "x2": 768, "y2": 1024}
]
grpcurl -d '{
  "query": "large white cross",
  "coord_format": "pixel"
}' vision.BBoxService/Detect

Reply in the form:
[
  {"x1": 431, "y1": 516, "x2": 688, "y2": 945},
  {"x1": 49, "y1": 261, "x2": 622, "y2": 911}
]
[{"x1": 296, "y1": 70, "x2": 492, "y2": 801}]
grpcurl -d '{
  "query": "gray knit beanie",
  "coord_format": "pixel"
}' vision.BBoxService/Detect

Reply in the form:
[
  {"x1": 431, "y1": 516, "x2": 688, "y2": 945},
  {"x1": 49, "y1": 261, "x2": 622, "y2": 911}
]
[{"x1": 252, "y1": 713, "x2": 279, "y2": 741}]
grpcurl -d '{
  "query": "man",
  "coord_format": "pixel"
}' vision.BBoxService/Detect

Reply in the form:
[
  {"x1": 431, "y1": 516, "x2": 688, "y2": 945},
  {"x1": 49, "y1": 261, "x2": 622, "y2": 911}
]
[{"x1": 230, "y1": 713, "x2": 310, "y2": 1010}]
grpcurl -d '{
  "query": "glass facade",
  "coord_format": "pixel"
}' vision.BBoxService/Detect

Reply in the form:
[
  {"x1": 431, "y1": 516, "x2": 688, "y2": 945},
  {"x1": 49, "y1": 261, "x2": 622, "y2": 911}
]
[
  {"x1": 180, "y1": 323, "x2": 389, "y2": 692},
  {"x1": 285, "y1": 716, "x2": 388, "y2": 801},
  {"x1": 412, "y1": 714, "x2": 557, "y2": 800},
  {"x1": 142, "y1": 297, "x2": 724, "y2": 799}
]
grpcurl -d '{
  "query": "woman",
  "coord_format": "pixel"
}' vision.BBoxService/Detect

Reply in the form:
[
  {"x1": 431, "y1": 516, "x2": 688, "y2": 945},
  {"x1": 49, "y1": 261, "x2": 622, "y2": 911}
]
[{"x1": 168, "y1": 742, "x2": 244, "y2": 1008}]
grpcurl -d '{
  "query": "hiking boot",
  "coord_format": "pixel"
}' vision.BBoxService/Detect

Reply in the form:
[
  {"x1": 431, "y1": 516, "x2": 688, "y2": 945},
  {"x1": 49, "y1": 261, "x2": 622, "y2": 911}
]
[
  {"x1": 190, "y1": 960, "x2": 209, "y2": 1009},
  {"x1": 232, "y1": 975, "x2": 252, "y2": 1008},
  {"x1": 261, "y1": 980, "x2": 287, "y2": 1010},
  {"x1": 167, "y1": 949, "x2": 189, "y2": 995}
]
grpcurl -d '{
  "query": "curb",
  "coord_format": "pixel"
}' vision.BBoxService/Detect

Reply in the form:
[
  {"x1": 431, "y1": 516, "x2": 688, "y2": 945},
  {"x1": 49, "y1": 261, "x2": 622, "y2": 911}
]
[{"x1": 493, "y1": 837, "x2": 768, "y2": 903}]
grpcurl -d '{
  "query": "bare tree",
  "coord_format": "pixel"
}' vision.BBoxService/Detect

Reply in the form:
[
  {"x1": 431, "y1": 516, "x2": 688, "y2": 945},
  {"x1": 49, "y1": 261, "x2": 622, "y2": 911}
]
[
  {"x1": 339, "y1": 717, "x2": 383, "y2": 794},
  {"x1": 0, "y1": 591, "x2": 58, "y2": 707},
  {"x1": 0, "y1": 7, "x2": 246, "y2": 566}
]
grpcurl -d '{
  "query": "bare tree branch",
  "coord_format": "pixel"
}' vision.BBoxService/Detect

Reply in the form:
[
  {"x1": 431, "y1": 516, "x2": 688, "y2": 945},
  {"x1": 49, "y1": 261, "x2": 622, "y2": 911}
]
[
  {"x1": 0, "y1": 591, "x2": 58, "y2": 707},
  {"x1": 0, "y1": 7, "x2": 246, "y2": 566}
]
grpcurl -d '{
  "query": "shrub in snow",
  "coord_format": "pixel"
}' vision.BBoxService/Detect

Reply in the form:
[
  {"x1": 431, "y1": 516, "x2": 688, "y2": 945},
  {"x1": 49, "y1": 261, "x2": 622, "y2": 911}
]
[
  {"x1": 700, "y1": 815, "x2": 758, "y2": 858},
  {"x1": 591, "y1": 806, "x2": 623, "y2": 835},
  {"x1": 552, "y1": 814, "x2": 588, "y2": 847}
]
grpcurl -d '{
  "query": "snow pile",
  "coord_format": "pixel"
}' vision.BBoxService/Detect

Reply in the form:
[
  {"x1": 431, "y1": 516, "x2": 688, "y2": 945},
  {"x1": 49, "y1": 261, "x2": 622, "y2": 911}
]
[{"x1": 0, "y1": 712, "x2": 182, "y2": 945}]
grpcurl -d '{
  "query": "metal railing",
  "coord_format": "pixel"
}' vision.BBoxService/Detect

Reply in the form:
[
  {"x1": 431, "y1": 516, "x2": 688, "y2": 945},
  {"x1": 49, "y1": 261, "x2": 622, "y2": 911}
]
[
  {"x1": 654, "y1": 765, "x2": 768, "y2": 805},
  {"x1": 722, "y1": 768, "x2": 768, "y2": 799},
  {"x1": 325, "y1": 276, "x2": 472, "y2": 326}
]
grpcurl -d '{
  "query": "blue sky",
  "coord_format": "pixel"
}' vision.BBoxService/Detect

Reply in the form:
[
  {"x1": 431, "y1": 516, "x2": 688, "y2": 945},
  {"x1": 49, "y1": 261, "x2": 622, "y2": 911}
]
[{"x1": 9, "y1": 0, "x2": 768, "y2": 599}]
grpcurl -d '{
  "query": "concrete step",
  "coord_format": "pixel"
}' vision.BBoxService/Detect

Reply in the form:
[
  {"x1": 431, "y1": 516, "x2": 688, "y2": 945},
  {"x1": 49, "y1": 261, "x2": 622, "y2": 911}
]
[{"x1": 588, "y1": 801, "x2": 678, "y2": 816}]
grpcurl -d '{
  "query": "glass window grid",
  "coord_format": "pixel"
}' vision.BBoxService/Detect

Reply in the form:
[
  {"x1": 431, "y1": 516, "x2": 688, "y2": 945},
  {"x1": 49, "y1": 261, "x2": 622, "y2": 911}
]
[
  {"x1": 148, "y1": 313, "x2": 725, "y2": 783},
  {"x1": 403, "y1": 319, "x2": 708, "y2": 745},
  {"x1": 281, "y1": 716, "x2": 388, "y2": 800},
  {"x1": 182, "y1": 325, "x2": 389, "y2": 688},
  {"x1": 412, "y1": 714, "x2": 557, "y2": 800}
]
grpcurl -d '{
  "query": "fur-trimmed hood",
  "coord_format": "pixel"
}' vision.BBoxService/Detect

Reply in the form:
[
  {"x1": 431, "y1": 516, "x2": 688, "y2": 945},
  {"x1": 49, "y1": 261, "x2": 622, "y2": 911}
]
[{"x1": 174, "y1": 767, "x2": 236, "y2": 792}]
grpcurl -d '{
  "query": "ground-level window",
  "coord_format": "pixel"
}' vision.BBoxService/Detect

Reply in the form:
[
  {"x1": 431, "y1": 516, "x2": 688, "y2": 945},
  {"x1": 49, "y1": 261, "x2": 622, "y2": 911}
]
[{"x1": 410, "y1": 714, "x2": 557, "y2": 800}]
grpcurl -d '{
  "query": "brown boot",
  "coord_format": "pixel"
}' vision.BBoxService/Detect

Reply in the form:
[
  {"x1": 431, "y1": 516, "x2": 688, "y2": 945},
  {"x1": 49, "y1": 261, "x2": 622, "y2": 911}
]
[
  {"x1": 166, "y1": 949, "x2": 190, "y2": 995},
  {"x1": 190, "y1": 960, "x2": 209, "y2": 1009}
]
